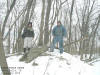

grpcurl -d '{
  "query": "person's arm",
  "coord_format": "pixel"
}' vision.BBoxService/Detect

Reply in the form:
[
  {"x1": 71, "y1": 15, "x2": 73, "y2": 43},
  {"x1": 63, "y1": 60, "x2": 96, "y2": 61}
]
[
  {"x1": 52, "y1": 26, "x2": 56, "y2": 36},
  {"x1": 62, "y1": 26, "x2": 67, "y2": 37},
  {"x1": 32, "y1": 30, "x2": 34, "y2": 38},
  {"x1": 22, "y1": 28, "x2": 26, "y2": 38}
]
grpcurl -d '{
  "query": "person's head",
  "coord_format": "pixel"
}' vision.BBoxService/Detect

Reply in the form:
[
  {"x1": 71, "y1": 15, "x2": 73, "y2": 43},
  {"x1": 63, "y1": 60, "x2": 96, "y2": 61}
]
[
  {"x1": 28, "y1": 22, "x2": 32, "y2": 27},
  {"x1": 57, "y1": 21, "x2": 61, "y2": 26}
]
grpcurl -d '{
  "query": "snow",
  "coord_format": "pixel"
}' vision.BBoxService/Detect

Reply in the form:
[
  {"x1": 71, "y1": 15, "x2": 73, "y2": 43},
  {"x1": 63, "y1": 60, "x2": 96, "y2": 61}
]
[
  {"x1": 0, "y1": 0, "x2": 100, "y2": 74},
  {"x1": 90, "y1": 58, "x2": 100, "y2": 75},
  {"x1": 0, "y1": 66, "x2": 3, "y2": 75},
  {"x1": 0, "y1": 49, "x2": 99, "y2": 75}
]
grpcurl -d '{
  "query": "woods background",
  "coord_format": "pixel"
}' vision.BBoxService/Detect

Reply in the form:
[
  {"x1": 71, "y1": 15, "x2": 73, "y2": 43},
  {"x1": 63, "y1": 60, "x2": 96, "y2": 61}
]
[{"x1": 0, "y1": 0, "x2": 100, "y2": 75}]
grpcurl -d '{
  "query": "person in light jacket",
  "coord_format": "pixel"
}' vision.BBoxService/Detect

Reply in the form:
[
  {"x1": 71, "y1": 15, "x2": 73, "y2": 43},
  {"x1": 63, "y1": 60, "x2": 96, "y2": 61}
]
[{"x1": 50, "y1": 21, "x2": 67, "y2": 54}]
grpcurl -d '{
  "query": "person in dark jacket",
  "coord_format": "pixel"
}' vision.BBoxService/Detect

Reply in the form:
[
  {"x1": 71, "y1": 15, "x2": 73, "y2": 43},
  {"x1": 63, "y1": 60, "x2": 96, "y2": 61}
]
[
  {"x1": 50, "y1": 21, "x2": 67, "y2": 54},
  {"x1": 22, "y1": 22, "x2": 34, "y2": 53}
]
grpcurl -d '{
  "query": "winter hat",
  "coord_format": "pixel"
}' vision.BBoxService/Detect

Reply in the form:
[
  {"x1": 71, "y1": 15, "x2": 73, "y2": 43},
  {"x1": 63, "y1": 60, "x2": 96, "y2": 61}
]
[
  {"x1": 57, "y1": 21, "x2": 61, "y2": 24},
  {"x1": 28, "y1": 22, "x2": 32, "y2": 27}
]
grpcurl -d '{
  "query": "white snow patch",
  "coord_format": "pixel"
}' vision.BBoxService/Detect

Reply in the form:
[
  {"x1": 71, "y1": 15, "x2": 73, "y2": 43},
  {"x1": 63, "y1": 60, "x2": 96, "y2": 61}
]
[{"x1": 0, "y1": 49, "x2": 98, "y2": 75}]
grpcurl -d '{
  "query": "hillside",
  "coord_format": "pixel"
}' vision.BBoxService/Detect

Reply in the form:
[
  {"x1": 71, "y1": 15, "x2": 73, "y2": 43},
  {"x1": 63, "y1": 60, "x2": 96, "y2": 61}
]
[{"x1": 3, "y1": 49, "x2": 97, "y2": 75}]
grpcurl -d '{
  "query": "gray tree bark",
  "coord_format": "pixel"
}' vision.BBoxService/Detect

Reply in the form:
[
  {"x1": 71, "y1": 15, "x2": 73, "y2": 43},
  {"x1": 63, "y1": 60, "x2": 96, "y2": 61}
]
[
  {"x1": 89, "y1": 15, "x2": 100, "y2": 59},
  {"x1": 38, "y1": 0, "x2": 45, "y2": 46},
  {"x1": 2, "y1": 0, "x2": 16, "y2": 37},
  {"x1": 44, "y1": 0, "x2": 52, "y2": 45},
  {"x1": 68, "y1": 0, "x2": 75, "y2": 53},
  {"x1": 0, "y1": 27, "x2": 11, "y2": 75}
]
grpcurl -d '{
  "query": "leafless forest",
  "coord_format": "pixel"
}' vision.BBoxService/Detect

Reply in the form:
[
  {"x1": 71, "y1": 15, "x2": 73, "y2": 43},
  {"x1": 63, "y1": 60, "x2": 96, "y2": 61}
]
[{"x1": 0, "y1": 0, "x2": 100, "y2": 75}]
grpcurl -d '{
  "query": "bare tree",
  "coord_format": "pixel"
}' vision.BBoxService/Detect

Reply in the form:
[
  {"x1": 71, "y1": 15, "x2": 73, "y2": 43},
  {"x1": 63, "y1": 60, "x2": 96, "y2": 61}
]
[
  {"x1": 89, "y1": 15, "x2": 100, "y2": 60},
  {"x1": 44, "y1": 0, "x2": 52, "y2": 45},
  {"x1": 38, "y1": 0, "x2": 46, "y2": 46},
  {"x1": 68, "y1": 0, "x2": 75, "y2": 53},
  {"x1": 80, "y1": 0, "x2": 96, "y2": 59},
  {"x1": 2, "y1": 0, "x2": 16, "y2": 36},
  {"x1": 0, "y1": 26, "x2": 11, "y2": 75}
]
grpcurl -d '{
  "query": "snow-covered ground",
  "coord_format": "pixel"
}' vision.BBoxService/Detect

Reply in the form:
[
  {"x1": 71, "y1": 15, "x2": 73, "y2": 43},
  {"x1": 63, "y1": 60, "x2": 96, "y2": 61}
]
[
  {"x1": 0, "y1": 49, "x2": 100, "y2": 75},
  {"x1": 89, "y1": 58, "x2": 100, "y2": 75},
  {"x1": 93, "y1": 61, "x2": 100, "y2": 75},
  {"x1": 0, "y1": 66, "x2": 3, "y2": 75}
]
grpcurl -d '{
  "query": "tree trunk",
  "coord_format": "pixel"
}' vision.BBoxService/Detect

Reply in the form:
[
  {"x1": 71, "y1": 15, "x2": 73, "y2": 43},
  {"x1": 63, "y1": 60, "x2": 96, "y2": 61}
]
[
  {"x1": 38, "y1": 0, "x2": 45, "y2": 46},
  {"x1": 8, "y1": 25, "x2": 11, "y2": 54},
  {"x1": 2, "y1": 0, "x2": 16, "y2": 37},
  {"x1": 89, "y1": 15, "x2": 100, "y2": 59},
  {"x1": 44, "y1": 0, "x2": 52, "y2": 45},
  {"x1": 68, "y1": 0, "x2": 75, "y2": 53},
  {"x1": 0, "y1": 27, "x2": 11, "y2": 75}
]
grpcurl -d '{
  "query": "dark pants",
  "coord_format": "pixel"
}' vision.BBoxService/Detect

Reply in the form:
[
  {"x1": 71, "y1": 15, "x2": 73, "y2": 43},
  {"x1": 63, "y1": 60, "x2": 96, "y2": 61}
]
[
  {"x1": 24, "y1": 48, "x2": 30, "y2": 53},
  {"x1": 50, "y1": 36, "x2": 64, "y2": 54}
]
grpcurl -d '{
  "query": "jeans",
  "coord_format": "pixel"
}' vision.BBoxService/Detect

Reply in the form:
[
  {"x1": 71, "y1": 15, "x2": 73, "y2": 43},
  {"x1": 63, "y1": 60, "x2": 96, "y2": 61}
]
[{"x1": 50, "y1": 36, "x2": 64, "y2": 54}]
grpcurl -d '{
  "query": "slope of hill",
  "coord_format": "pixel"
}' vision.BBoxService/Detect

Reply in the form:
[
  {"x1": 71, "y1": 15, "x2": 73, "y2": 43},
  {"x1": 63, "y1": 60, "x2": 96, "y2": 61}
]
[{"x1": 4, "y1": 49, "x2": 96, "y2": 75}]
